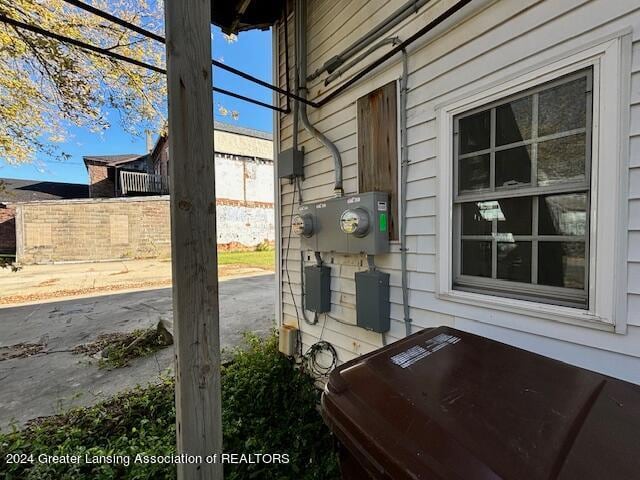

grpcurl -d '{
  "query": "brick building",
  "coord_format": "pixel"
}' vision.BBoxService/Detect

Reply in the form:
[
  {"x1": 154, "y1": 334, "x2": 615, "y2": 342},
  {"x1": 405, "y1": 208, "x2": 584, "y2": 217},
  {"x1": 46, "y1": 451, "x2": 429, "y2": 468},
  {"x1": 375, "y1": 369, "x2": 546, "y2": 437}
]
[
  {"x1": 83, "y1": 154, "x2": 153, "y2": 198},
  {"x1": 0, "y1": 178, "x2": 89, "y2": 255}
]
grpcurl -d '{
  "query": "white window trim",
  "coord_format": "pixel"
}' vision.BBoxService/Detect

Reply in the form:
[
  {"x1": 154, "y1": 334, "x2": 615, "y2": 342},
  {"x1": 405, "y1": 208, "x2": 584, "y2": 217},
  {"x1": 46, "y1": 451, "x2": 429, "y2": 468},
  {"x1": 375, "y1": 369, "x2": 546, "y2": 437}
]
[{"x1": 436, "y1": 32, "x2": 631, "y2": 333}]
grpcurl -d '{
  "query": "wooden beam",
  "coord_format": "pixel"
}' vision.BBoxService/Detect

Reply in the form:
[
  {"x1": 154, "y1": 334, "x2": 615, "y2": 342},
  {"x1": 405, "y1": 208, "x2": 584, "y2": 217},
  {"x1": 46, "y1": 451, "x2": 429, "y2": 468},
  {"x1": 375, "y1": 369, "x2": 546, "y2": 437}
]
[{"x1": 164, "y1": 1, "x2": 223, "y2": 479}]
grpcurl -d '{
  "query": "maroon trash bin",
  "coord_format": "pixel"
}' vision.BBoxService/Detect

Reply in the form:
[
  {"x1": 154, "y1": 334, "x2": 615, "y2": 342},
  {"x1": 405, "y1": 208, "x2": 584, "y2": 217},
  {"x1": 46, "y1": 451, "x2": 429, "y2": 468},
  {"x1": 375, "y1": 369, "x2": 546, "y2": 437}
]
[{"x1": 321, "y1": 326, "x2": 640, "y2": 480}]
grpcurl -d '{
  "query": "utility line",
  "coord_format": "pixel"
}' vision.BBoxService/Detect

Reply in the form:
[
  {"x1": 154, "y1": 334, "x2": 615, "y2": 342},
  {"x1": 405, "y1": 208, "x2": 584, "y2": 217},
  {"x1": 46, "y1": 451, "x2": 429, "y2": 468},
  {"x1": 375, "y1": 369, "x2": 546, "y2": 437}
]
[
  {"x1": 60, "y1": 0, "x2": 313, "y2": 108},
  {"x1": 0, "y1": 12, "x2": 165, "y2": 74},
  {"x1": 0, "y1": 13, "x2": 288, "y2": 113},
  {"x1": 60, "y1": 0, "x2": 164, "y2": 43}
]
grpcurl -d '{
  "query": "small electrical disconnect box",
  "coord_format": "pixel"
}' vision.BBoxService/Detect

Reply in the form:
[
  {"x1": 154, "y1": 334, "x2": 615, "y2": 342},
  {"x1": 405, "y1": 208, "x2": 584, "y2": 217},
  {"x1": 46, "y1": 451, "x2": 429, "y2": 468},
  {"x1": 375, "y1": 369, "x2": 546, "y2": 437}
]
[
  {"x1": 304, "y1": 265, "x2": 331, "y2": 313},
  {"x1": 355, "y1": 269, "x2": 390, "y2": 333},
  {"x1": 278, "y1": 148, "x2": 304, "y2": 179}
]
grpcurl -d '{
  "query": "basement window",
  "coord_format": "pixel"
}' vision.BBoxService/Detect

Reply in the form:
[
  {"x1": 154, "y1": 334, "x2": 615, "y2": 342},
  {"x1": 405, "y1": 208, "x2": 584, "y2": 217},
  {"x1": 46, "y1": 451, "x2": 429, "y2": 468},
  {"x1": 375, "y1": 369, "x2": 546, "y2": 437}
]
[
  {"x1": 452, "y1": 68, "x2": 592, "y2": 309},
  {"x1": 357, "y1": 81, "x2": 399, "y2": 239}
]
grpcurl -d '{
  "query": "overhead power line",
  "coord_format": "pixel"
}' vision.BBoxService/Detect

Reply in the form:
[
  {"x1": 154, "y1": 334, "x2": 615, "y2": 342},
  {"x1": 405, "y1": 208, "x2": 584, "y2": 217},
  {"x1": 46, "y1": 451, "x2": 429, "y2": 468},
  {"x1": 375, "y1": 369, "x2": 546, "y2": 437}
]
[
  {"x1": 0, "y1": 13, "x2": 288, "y2": 113},
  {"x1": 60, "y1": 0, "x2": 314, "y2": 108},
  {"x1": 0, "y1": 12, "x2": 165, "y2": 74},
  {"x1": 60, "y1": 0, "x2": 164, "y2": 43}
]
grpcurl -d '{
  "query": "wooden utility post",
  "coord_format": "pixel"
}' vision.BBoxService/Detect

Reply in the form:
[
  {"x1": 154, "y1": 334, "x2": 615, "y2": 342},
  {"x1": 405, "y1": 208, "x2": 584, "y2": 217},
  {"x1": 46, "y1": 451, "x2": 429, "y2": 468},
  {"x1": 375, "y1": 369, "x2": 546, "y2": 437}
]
[{"x1": 164, "y1": 1, "x2": 223, "y2": 479}]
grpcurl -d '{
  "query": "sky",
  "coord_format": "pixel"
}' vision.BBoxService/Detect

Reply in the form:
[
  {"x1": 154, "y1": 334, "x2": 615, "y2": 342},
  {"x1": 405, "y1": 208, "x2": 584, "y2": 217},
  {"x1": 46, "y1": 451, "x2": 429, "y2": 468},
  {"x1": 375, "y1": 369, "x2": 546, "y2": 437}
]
[{"x1": 0, "y1": 25, "x2": 273, "y2": 185}]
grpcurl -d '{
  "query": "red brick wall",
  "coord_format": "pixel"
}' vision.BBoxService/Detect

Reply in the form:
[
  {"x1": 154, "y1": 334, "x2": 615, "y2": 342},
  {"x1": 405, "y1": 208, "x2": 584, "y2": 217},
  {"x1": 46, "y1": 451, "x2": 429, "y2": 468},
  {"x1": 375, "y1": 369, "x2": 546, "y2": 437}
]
[
  {"x1": 0, "y1": 205, "x2": 16, "y2": 254},
  {"x1": 86, "y1": 162, "x2": 116, "y2": 198}
]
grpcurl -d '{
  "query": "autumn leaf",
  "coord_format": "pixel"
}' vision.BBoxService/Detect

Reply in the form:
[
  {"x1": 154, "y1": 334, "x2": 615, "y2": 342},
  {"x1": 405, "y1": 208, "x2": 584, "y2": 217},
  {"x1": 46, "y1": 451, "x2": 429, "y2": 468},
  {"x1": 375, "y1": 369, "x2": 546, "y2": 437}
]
[{"x1": 0, "y1": 0, "x2": 167, "y2": 164}]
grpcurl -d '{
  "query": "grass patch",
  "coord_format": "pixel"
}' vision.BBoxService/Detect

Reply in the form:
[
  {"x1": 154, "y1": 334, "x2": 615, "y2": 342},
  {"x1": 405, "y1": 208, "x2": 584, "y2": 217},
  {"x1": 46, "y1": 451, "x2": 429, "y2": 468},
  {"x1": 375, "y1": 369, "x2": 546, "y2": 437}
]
[
  {"x1": 0, "y1": 333, "x2": 339, "y2": 480},
  {"x1": 73, "y1": 327, "x2": 173, "y2": 369},
  {"x1": 217, "y1": 249, "x2": 275, "y2": 269}
]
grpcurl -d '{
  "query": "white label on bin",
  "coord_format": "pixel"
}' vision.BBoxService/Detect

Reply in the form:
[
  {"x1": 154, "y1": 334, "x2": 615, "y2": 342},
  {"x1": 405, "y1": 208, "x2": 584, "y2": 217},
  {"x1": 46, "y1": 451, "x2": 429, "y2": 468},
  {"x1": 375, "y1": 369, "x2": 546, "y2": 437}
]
[{"x1": 390, "y1": 334, "x2": 460, "y2": 368}]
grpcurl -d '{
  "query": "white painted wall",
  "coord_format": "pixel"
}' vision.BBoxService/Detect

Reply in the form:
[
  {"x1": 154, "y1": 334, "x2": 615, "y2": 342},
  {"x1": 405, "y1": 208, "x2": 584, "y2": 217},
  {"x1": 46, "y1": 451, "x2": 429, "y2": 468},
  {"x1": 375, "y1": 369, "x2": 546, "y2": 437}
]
[
  {"x1": 217, "y1": 202, "x2": 275, "y2": 245},
  {"x1": 276, "y1": 0, "x2": 640, "y2": 384},
  {"x1": 214, "y1": 155, "x2": 274, "y2": 203}
]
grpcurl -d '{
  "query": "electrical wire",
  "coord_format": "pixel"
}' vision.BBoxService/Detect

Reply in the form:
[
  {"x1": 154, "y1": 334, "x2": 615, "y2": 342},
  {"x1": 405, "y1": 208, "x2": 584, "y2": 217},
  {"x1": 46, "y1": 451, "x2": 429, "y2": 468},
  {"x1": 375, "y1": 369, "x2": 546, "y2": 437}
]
[
  {"x1": 60, "y1": 0, "x2": 164, "y2": 43},
  {"x1": 58, "y1": 0, "x2": 474, "y2": 110},
  {"x1": 283, "y1": 178, "x2": 299, "y2": 327},
  {"x1": 303, "y1": 339, "x2": 338, "y2": 378},
  {"x1": 325, "y1": 313, "x2": 356, "y2": 327},
  {"x1": 61, "y1": 0, "x2": 309, "y2": 109},
  {"x1": 0, "y1": 12, "x2": 166, "y2": 74},
  {"x1": 0, "y1": 13, "x2": 288, "y2": 113}
]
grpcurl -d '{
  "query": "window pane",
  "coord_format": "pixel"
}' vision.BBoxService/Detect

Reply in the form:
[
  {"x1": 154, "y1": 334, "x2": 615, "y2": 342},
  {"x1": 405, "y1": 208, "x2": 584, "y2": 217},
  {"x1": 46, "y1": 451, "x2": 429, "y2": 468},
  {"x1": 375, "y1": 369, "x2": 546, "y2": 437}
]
[
  {"x1": 459, "y1": 110, "x2": 490, "y2": 154},
  {"x1": 495, "y1": 146, "x2": 532, "y2": 188},
  {"x1": 459, "y1": 154, "x2": 490, "y2": 191},
  {"x1": 461, "y1": 203, "x2": 492, "y2": 235},
  {"x1": 537, "y1": 133, "x2": 586, "y2": 185},
  {"x1": 461, "y1": 240, "x2": 492, "y2": 277},
  {"x1": 538, "y1": 76, "x2": 587, "y2": 137},
  {"x1": 496, "y1": 197, "x2": 532, "y2": 235},
  {"x1": 497, "y1": 241, "x2": 531, "y2": 283},
  {"x1": 538, "y1": 242, "x2": 586, "y2": 289},
  {"x1": 539, "y1": 193, "x2": 587, "y2": 236},
  {"x1": 496, "y1": 96, "x2": 532, "y2": 145}
]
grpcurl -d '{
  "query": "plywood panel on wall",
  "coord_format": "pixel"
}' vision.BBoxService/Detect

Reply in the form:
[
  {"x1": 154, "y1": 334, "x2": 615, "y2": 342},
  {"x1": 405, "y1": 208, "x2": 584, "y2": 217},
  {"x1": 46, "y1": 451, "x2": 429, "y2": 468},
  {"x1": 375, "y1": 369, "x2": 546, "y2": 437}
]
[{"x1": 357, "y1": 80, "x2": 399, "y2": 239}]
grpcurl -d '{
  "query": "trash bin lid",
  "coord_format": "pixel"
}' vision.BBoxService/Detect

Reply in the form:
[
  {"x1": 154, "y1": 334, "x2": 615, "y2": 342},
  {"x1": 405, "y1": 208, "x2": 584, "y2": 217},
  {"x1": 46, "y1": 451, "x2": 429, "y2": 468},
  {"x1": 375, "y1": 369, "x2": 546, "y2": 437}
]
[{"x1": 321, "y1": 326, "x2": 640, "y2": 480}]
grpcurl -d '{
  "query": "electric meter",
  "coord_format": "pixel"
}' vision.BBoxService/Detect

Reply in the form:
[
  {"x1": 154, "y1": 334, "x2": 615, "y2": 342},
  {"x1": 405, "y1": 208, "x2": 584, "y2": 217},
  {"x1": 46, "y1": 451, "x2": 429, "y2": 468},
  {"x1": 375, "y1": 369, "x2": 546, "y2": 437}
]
[
  {"x1": 292, "y1": 213, "x2": 314, "y2": 237},
  {"x1": 340, "y1": 208, "x2": 370, "y2": 237}
]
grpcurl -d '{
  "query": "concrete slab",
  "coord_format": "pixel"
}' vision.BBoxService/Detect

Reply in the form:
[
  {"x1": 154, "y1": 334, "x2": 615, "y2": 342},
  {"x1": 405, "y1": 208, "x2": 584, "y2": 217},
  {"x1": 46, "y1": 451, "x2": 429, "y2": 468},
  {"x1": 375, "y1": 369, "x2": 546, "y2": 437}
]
[{"x1": 0, "y1": 274, "x2": 275, "y2": 430}]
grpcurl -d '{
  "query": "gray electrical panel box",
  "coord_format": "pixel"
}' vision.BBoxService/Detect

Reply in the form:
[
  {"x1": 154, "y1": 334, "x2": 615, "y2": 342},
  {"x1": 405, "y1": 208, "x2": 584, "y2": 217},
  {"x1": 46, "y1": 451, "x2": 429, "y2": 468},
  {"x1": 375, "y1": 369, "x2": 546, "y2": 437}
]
[
  {"x1": 278, "y1": 148, "x2": 304, "y2": 179},
  {"x1": 304, "y1": 265, "x2": 331, "y2": 313},
  {"x1": 293, "y1": 192, "x2": 390, "y2": 255},
  {"x1": 355, "y1": 269, "x2": 390, "y2": 333}
]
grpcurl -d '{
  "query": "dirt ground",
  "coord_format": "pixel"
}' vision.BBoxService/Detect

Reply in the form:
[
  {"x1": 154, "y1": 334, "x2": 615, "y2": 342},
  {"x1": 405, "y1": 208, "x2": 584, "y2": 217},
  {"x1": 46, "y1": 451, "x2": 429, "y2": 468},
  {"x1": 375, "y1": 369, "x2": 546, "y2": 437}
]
[{"x1": 0, "y1": 258, "x2": 273, "y2": 306}]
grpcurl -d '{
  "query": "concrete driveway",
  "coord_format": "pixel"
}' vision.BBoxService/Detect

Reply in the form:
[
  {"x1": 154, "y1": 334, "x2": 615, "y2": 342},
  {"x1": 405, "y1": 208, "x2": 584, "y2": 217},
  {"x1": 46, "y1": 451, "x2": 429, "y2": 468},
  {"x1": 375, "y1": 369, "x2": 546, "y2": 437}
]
[{"x1": 0, "y1": 274, "x2": 275, "y2": 430}]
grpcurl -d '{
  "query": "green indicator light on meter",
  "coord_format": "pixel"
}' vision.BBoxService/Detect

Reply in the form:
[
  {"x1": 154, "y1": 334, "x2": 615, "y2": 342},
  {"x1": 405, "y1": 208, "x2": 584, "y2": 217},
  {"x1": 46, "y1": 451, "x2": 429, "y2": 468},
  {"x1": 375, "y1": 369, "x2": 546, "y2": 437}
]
[{"x1": 379, "y1": 213, "x2": 388, "y2": 232}]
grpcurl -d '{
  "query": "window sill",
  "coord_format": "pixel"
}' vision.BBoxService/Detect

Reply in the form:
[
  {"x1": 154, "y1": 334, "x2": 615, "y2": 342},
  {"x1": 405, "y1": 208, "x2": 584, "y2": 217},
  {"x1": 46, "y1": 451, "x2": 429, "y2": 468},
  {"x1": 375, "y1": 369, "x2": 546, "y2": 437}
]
[{"x1": 437, "y1": 288, "x2": 615, "y2": 333}]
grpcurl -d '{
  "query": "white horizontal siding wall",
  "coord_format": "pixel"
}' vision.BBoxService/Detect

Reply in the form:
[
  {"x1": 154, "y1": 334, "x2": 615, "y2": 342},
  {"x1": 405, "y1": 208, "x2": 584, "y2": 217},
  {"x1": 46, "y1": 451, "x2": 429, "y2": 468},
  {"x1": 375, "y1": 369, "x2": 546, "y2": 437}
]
[{"x1": 276, "y1": 0, "x2": 640, "y2": 383}]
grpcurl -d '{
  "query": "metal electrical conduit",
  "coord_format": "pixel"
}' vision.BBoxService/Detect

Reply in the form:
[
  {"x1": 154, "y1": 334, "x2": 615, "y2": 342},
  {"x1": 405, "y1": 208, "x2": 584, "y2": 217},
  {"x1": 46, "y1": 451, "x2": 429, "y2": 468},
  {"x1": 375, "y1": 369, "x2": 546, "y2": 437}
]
[
  {"x1": 58, "y1": 0, "x2": 472, "y2": 115},
  {"x1": 292, "y1": 0, "x2": 474, "y2": 335},
  {"x1": 324, "y1": 36, "x2": 401, "y2": 86},
  {"x1": 399, "y1": 46, "x2": 412, "y2": 337},
  {"x1": 306, "y1": 0, "x2": 432, "y2": 82},
  {"x1": 296, "y1": 0, "x2": 344, "y2": 196},
  {"x1": 292, "y1": 0, "x2": 474, "y2": 195}
]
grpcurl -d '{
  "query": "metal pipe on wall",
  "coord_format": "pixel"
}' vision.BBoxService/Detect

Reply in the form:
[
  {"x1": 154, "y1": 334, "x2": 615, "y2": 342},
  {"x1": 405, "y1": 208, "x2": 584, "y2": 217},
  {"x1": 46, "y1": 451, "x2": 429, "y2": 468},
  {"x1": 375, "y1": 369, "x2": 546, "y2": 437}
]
[
  {"x1": 399, "y1": 47, "x2": 412, "y2": 337},
  {"x1": 306, "y1": 0, "x2": 432, "y2": 82},
  {"x1": 296, "y1": 0, "x2": 343, "y2": 196},
  {"x1": 324, "y1": 36, "x2": 400, "y2": 86}
]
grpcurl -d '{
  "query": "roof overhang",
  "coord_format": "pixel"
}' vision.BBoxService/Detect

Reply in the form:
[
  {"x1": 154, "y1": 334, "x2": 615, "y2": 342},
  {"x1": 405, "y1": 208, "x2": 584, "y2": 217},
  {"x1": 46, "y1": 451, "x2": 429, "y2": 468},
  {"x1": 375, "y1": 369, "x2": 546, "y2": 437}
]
[{"x1": 211, "y1": 0, "x2": 285, "y2": 35}]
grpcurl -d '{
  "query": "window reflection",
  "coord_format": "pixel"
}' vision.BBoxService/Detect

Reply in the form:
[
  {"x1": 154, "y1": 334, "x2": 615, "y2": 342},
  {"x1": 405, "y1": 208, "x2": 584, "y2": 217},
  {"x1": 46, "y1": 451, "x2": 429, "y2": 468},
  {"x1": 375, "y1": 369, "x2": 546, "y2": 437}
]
[
  {"x1": 539, "y1": 193, "x2": 587, "y2": 236},
  {"x1": 538, "y1": 242, "x2": 585, "y2": 289},
  {"x1": 497, "y1": 241, "x2": 531, "y2": 283},
  {"x1": 496, "y1": 96, "x2": 532, "y2": 145},
  {"x1": 459, "y1": 154, "x2": 490, "y2": 191},
  {"x1": 459, "y1": 111, "x2": 491, "y2": 154}
]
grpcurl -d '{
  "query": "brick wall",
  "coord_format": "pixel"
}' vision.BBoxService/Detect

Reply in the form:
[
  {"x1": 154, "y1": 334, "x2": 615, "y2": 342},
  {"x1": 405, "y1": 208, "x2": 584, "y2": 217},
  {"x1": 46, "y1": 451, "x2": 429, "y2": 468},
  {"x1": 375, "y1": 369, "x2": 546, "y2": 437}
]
[
  {"x1": 0, "y1": 205, "x2": 16, "y2": 254},
  {"x1": 86, "y1": 161, "x2": 116, "y2": 198},
  {"x1": 15, "y1": 196, "x2": 274, "y2": 264}
]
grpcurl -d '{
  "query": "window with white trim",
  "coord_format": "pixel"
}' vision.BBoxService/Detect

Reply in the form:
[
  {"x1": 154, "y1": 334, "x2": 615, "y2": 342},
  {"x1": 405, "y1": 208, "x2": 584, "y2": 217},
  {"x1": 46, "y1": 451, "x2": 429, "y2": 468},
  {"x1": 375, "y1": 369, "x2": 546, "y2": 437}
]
[{"x1": 452, "y1": 68, "x2": 593, "y2": 309}]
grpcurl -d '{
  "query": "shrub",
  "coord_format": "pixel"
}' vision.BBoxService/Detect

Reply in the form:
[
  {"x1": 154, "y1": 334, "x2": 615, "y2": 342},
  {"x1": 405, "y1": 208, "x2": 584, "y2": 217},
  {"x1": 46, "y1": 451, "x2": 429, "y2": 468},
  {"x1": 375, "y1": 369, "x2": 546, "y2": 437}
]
[
  {"x1": 221, "y1": 333, "x2": 339, "y2": 480},
  {"x1": 254, "y1": 240, "x2": 273, "y2": 252},
  {"x1": 0, "y1": 333, "x2": 339, "y2": 480}
]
